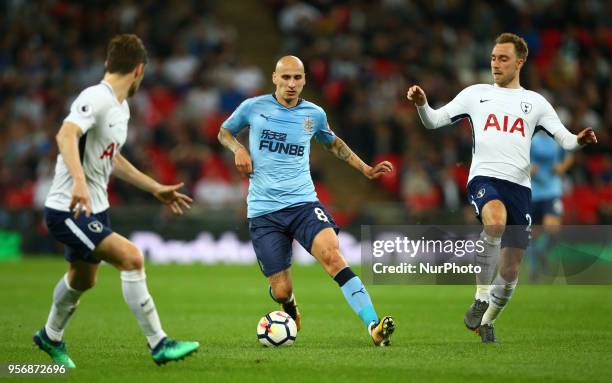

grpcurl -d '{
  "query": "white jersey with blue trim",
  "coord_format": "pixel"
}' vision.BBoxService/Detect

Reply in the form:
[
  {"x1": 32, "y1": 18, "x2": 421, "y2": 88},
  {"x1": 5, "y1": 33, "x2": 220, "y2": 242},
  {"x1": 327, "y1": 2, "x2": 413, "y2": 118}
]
[
  {"x1": 45, "y1": 81, "x2": 130, "y2": 214},
  {"x1": 418, "y1": 84, "x2": 579, "y2": 188}
]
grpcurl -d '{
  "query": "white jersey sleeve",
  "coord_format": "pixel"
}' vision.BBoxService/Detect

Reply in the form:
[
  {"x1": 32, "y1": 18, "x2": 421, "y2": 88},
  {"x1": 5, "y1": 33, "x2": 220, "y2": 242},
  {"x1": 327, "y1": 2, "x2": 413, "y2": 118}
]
[
  {"x1": 64, "y1": 88, "x2": 100, "y2": 133},
  {"x1": 438, "y1": 86, "x2": 474, "y2": 120},
  {"x1": 415, "y1": 86, "x2": 478, "y2": 130},
  {"x1": 536, "y1": 97, "x2": 581, "y2": 151}
]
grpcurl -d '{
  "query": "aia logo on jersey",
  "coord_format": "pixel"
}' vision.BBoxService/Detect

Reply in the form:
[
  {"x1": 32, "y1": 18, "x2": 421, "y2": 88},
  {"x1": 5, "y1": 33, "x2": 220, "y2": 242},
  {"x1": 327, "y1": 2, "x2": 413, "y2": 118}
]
[
  {"x1": 483, "y1": 114, "x2": 525, "y2": 137},
  {"x1": 100, "y1": 142, "x2": 119, "y2": 161},
  {"x1": 520, "y1": 102, "x2": 532, "y2": 114}
]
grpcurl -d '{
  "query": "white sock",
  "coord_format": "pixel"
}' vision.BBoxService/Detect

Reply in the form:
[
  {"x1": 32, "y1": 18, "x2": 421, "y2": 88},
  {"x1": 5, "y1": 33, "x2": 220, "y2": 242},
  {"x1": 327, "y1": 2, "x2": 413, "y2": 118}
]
[
  {"x1": 475, "y1": 231, "x2": 501, "y2": 302},
  {"x1": 481, "y1": 273, "x2": 518, "y2": 325},
  {"x1": 120, "y1": 269, "x2": 167, "y2": 348},
  {"x1": 45, "y1": 274, "x2": 83, "y2": 342}
]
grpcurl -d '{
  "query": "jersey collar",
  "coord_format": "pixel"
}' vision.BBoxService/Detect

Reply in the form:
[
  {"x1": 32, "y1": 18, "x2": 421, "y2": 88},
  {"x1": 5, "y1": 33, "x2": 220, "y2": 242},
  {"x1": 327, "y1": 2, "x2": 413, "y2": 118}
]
[
  {"x1": 100, "y1": 80, "x2": 122, "y2": 105},
  {"x1": 272, "y1": 93, "x2": 303, "y2": 109}
]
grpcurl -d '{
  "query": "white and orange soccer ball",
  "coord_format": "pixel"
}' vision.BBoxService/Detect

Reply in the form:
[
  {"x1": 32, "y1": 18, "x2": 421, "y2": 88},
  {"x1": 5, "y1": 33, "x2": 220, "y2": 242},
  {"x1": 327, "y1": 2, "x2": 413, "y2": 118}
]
[{"x1": 256, "y1": 311, "x2": 297, "y2": 347}]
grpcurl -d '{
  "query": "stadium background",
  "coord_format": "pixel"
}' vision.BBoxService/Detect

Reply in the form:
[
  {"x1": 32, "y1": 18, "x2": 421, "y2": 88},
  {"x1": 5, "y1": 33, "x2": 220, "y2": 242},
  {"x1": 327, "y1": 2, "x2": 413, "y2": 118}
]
[
  {"x1": 0, "y1": 0, "x2": 610, "y2": 258},
  {"x1": 0, "y1": 2, "x2": 611, "y2": 383},
  {"x1": 0, "y1": 0, "x2": 612, "y2": 253}
]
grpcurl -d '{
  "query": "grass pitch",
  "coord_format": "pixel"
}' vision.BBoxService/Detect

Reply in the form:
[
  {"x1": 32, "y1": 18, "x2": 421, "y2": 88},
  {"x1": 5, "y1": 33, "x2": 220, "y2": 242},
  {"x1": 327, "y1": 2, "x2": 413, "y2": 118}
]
[{"x1": 1, "y1": 258, "x2": 611, "y2": 383}]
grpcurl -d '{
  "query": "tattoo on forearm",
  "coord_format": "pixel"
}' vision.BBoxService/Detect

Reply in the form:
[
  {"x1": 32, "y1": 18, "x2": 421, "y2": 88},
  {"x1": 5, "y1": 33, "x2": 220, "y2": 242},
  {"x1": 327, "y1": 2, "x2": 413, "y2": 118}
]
[
  {"x1": 337, "y1": 142, "x2": 352, "y2": 162},
  {"x1": 219, "y1": 129, "x2": 241, "y2": 152}
]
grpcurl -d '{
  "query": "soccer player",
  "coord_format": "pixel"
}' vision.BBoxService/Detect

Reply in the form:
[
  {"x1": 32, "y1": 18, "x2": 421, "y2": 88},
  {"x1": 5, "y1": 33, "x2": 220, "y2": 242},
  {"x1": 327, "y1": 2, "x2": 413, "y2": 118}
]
[
  {"x1": 528, "y1": 131, "x2": 573, "y2": 280},
  {"x1": 407, "y1": 33, "x2": 597, "y2": 342},
  {"x1": 217, "y1": 56, "x2": 396, "y2": 346},
  {"x1": 35, "y1": 34, "x2": 199, "y2": 367}
]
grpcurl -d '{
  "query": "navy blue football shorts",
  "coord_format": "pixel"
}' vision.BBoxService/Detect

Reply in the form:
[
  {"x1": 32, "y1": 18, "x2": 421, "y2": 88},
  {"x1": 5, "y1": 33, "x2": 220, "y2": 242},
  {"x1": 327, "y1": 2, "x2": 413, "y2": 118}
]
[
  {"x1": 531, "y1": 197, "x2": 563, "y2": 224},
  {"x1": 467, "y1": 176, "x2": 532, "y2": 249},
  {"x1": 44, "y1": 207, "x2": 113, "y2": 264},
  {"x1": 248, "y1": 201, "x2": 339, "y2": 277}
]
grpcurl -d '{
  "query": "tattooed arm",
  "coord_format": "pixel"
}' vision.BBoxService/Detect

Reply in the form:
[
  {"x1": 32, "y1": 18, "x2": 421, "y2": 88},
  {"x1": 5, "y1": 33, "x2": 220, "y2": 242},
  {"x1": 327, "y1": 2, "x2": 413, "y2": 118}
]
[
  {"x1": 324, "y1": 137, "x2": 393, "y2": 180},
  {"x1": 218, "y1": 127, "x2": 252, "y2": 175}
]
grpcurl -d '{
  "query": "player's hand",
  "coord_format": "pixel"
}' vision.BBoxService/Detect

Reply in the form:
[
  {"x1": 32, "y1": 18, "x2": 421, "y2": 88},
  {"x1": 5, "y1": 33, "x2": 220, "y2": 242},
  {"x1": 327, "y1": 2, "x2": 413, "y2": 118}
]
[
  {"x1": 577, "y1": 127, "x2": 597, "y2": 145},
  {"x1": 407, "y1": 85, "x2": 427, "y2": 107},
  {"x1": 234, "y1": 146, "x2": 253, "y2": 176},
  {"x1": 70, "y1": 179, "x2": 92, "y2": 219},
  {"x1": 364, "y1": 161, "x2": 394, "y2": 180},
  {"x1": 153, "y1": 182, "x2": 193, "y2": 215}
]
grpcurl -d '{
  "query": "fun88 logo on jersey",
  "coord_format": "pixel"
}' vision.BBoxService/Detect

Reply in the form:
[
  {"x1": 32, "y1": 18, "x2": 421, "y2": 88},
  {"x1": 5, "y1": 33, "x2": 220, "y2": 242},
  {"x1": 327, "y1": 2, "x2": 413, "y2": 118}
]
[{"x1": 259, "y1": 129, "x2": 305, "y2": 157}]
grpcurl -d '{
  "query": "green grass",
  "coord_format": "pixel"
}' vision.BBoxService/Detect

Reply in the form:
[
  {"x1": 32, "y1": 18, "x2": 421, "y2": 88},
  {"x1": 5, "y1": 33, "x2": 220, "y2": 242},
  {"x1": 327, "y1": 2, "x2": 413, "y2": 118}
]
[{"x1": 1, "y1": 258, "x2": 611, "y2": 383}]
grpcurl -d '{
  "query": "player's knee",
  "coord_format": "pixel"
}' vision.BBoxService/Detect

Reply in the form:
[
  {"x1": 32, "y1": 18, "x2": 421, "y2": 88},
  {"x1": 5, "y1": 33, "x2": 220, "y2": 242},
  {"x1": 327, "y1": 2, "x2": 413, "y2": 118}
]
[{"x1": 119, "y1": 244, "x2": 144, "y2": 271}]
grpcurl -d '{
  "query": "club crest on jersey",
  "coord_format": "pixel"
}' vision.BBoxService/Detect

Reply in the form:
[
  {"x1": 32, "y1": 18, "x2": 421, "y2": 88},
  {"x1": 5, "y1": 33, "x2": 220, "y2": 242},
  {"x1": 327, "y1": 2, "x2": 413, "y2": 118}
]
[
  {"x1": 88, "y1": 221, "x2": 103, "y2": 233},
  {"x1": 78, "y1": 102, "x2": 93, "y2": 117},
  {"x1": 520, "y1": 102, "x2": 532, "y2": 114},
  {"x1": 476, "y1": 188, "x2": 486, "y2": 199},
  {"x1": 303, "y1": 117, "x2": 314, "y2": 133}
]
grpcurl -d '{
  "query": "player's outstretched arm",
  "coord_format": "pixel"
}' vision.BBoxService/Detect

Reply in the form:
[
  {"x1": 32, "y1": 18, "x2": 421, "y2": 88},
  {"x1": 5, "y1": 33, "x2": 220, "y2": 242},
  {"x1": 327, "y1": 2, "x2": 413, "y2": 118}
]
[
  {"x1": 218, "y1": 127, "x2": 252, "y2": 175},
  {"x1": 113, "y1": 154, "x2": 192, "y2": 215},
  {"x1": 407, "y1": 85, "x2": 452, "y2": 129},
  {"x1": 324, "y1": 137, "x2": 393, "y2": 180},
  {"x1": 56, "y1": 122, "x2": 92, "y2": 219}
]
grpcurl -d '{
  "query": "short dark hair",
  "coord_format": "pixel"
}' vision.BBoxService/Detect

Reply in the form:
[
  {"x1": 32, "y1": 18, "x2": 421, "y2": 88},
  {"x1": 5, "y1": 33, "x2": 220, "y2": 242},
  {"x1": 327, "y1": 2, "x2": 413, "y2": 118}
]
[
  {"x1": 105, "y1": 34, "x2": 148, "y2": 74},
  {"x1": 495, "y1": 33, "x2": 528, "y2": 60}
]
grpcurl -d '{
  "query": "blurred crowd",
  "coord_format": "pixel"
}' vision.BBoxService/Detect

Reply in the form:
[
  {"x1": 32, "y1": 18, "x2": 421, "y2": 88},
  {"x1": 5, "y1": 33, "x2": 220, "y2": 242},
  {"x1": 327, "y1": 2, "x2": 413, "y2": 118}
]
[
  {"x1": 1, "y1": 0, "x2": 611, "y2": 225},
  {"x1": 1, "y1": 0, "x2": 261, "y2": 214},
  {"x1": 268, "y1": 0, "x2": 612, "y2": 223}
]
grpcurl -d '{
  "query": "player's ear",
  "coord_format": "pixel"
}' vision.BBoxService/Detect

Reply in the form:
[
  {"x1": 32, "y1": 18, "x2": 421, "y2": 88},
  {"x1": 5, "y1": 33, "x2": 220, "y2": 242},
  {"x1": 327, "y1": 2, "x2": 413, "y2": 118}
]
[
  {"x1": 272, "y1": 72, "x2": 278, "y2": 85},
  {"x1": 134, "y1": 63, "x2": 145, "y2": 78}
]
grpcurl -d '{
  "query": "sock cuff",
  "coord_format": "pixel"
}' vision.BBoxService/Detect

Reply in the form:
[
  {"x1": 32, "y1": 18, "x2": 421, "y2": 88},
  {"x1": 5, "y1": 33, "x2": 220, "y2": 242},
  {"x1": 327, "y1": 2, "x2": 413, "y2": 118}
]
[
  {"x1": 333, "y1": 267, "x2": 357, "y2": 287},
  {"x1": 480, "y1": 230, "x2": 502, "y2": 245},
  {"x1": 268, "y1": 286, "x2": 294, "y2": 304},
  {"x1": 120, "y1": 269, "x2": 146, "y2": 282},
  {"x1": 493, "y1": 273, "x2": 518, "y2": 287},
  {"x1": 62, "y1": 274, "x2": 84, "y2": 294}
]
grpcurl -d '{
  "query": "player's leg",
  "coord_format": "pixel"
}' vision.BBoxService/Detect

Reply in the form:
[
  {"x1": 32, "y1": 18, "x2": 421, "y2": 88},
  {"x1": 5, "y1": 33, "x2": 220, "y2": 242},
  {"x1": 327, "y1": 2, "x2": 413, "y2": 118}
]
[
  {"x1": 34, "y1": 207, "x2": 111, "y2": 368},
  {"x1": 34, "y1": 261, "x2": 98, "y2": 368},
  {"x1": 94, "y1": 233, "x2": 199, "y2": 364},
  {"x1": 267, "y1": 268, "x2": 302, "y2": 330},
  {"x1": 478, "y1": 199, "x2": 507, "y2": 299},
  {"x1": 537, "y1": 203, "x2": 563, "y2": 274},
  {"x1": 464, "y1": 197, "x2": 507, "y2": 331},
  {"x1": 248, "y1": 213, "x2": 302, "y2": 328},
  {"x1": 310, "y1": 228, "x2": 394, "y2": 346},
  {"x1": 478, "y1": 181, "x2": 531, "y2": 343},
  {"x1": 479, "y1": 247, "x2": 523, "y2": 342},
  {"x1": 45, "y1": 261, "x2": 98, "y2": 341}
]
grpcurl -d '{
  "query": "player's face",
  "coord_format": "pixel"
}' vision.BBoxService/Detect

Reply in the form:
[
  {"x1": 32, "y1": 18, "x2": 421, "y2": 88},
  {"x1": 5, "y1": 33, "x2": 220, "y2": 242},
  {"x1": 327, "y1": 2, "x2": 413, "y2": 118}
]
[
  {"x1": 128, "y1": 63, "x2": 145, "y2": 98},
  {"x1": 273, "y1": 68, "x2": 305, "y2": 105},
  {"x1": 491, "y1": 43, "x2": 523, "y2": 87}
]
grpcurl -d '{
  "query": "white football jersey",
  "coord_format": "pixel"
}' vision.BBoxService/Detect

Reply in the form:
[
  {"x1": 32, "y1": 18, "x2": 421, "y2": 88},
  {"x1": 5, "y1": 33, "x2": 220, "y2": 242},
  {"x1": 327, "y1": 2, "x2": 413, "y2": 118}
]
[
  {"x1": 438, "y1": 84, "x2": 577, "y2": 188},
  {"x1": 45, "y1": 81, "x2": 129, "y2": 214}
]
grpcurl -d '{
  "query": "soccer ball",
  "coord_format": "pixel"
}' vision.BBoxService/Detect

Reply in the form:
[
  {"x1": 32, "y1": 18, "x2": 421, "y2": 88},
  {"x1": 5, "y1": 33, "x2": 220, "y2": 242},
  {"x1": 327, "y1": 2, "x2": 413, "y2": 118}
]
[{"x1": 256, "y1": 311, "x2": 297, "y2": 347}]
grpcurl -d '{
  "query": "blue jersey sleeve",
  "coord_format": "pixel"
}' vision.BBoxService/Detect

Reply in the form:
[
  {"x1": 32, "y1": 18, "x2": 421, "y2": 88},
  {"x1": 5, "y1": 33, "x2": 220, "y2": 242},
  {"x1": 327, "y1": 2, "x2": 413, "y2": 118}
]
[
  {"x1": 313, "y1": 109, "x2": 336, "y2": 145},
  {"x1": 222, "y1": 98, "x2": 254, "y2": 136}
]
